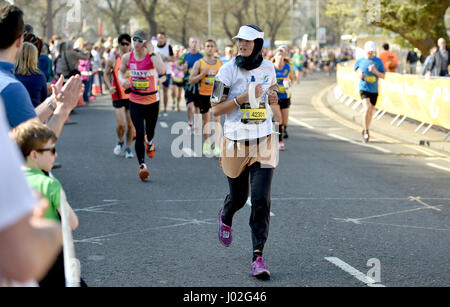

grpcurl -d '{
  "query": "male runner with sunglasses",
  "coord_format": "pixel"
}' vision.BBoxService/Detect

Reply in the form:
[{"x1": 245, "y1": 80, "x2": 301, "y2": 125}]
[
  {"x1": 118, "y1": 30, "x2": 166, "y2": 181},
  {"x1": 104, "y1": 34, "x2": 135, "y2": 159}
]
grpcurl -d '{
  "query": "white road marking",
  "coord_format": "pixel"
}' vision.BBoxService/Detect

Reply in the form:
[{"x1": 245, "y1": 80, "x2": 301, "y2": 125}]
[
  {"x1": 328, "y1": 133, "x2": 392, "y2": 153},
  {"x1": 350, "y1": 221, "x2": 450, "y2": 232},
  {"x1": 427, "y1": 163, "x2": 450, "y2": 173},
  {"x1": 160, "y1": 122, "x2": 169, "y2": 128},
  {"x1": 409, "y1": 196, "x2": 442, "y2": 211},
  {"x1": 75, "y1": 218, "x2": 216, "y2": 245},
  {"x1": 333, "y1": 205, "x2": 444, "y2": 224},
  {"x1": 325, "y1": 257, "x2": 385, "y2": 287},
  {"x1": 299, "y1": 118, "x2": 332, "y2": 121},
  {"x1": 289, "y1": 117, "x2": 314, "y2": 129}
]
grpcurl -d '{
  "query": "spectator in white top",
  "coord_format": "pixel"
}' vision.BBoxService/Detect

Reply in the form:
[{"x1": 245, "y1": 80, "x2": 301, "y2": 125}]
[{"x1": 0, "y1": 101, "x2": 62, "y2": 286}]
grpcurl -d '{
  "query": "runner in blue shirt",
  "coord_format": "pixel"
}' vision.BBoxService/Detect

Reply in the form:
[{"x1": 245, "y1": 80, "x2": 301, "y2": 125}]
[
  {"x1": 354, "y1": 41, "x2": 386, "y2": 143},
  {"x1": 178, "y1": 38, "x2": 203, "y2": 130}
]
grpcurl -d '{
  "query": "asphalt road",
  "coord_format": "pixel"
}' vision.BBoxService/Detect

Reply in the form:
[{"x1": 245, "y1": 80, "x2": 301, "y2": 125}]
[{"x1": 52, "y1": 72, "x2": 450, "y2": 287}]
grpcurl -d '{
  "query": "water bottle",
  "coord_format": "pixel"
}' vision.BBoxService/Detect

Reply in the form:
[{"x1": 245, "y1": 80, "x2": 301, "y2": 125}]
[{"x1": 248, "y1": 76, "x2": 261, "y2": 109}]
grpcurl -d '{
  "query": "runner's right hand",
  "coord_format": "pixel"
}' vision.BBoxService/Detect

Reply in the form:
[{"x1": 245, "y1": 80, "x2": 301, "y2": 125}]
[
  {"x1": 109, "y1": 86, "x2": 117, "y2": 94},
  {"x1": 240, "y1": 83, "x2": 263, "y2": 103},
  {"x1": 121, "y1": 79, "x2": 131, "y2": 89}
]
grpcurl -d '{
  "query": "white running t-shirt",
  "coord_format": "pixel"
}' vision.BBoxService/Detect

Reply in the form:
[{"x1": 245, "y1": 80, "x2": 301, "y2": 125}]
[
  {"x1": 215, "y1": 58, "x2": 277, "y2": 141},
  {"x1": 152, "y1": 42, "x2": 173, "y2": 75},
  {"x1": 0, "y1": 101, "x2": 38, "y2": 287}
]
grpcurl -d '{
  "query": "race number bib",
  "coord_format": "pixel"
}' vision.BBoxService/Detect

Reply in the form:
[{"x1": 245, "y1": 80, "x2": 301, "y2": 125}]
[
  {"x1": 132, "y1": 78, "x2": 150, "y2": 90},
  {"x1": 205, "y1": 76, "x2": 215, "y2": 85},
  {"x1": 240, "y1": 103, "x2": 267, "y2": 125},
  {"x1": 364, "y1": 75, "x2": 377, "y2": 83}
]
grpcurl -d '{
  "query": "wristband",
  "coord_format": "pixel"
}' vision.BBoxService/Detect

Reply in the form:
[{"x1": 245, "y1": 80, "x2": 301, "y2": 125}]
[
  {"x1": 47, "y1": 98, "x2": 56, "y2": 112},
  {"x1": 233, "y1": 98, "x2": 240, "y2": 108}
]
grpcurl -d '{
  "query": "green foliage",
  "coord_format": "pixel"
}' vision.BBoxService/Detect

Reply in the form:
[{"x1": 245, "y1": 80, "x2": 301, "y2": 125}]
[{"x1": 326, "y1": 0, "x2": 450, "y2": 55}]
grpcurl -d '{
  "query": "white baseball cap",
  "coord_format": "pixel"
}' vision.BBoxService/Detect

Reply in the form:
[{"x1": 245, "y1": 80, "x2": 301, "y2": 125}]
[
  {"x1": 233, "y1": 25, "x2": 265, "y2": 41},
  {"x1": 364, "y1": 41, "x2": 377, "y2": 52}
]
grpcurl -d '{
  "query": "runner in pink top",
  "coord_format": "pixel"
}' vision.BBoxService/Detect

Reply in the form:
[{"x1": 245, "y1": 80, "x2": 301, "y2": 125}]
[
  {"x1": 118, "y1": 30, "x2": 166, "y2": 181},
  {"x1": 127, "y1": 49, "x2": 160, "y2": 105}
]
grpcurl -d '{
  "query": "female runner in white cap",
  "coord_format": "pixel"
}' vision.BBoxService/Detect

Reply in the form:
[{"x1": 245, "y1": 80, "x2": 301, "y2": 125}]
[{"x1": 211, "y1": 24, "x2": 280, "y2": 280}]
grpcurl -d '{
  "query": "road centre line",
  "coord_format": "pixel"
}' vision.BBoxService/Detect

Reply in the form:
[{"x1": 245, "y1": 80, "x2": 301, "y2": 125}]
[
  {"x1": 427, "y1": 163, "x2": 450, "y2": 173},
  {"x1": 289, "y1": 116, "x2": 315, "y2": 129},
  {"x1": 325, "y1": 257, "x2": 385, "y2": 287}
]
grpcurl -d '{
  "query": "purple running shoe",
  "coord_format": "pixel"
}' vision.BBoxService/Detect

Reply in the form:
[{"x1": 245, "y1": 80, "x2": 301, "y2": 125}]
[
  {"x1": 250, "y1": 256, "x2": 271, "y2": 280},
  {"x1": 218, "y1": 209, "x2": 232, "y2": 247}
]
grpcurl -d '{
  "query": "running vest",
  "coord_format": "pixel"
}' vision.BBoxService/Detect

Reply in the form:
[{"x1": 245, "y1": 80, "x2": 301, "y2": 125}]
[
  {"x1": 127, "y1": 50, "x2": 160, "y2": 105},
  {"x1": 199, "y1": 58, "x2": 222, "y2": 96},
  {"x1": 112, "y1": 54, "x2": 130, "y2": 101},
  {"x1": 275, "y1": 63, "x2": 291, "y2": 99},
  {"x1": 153, "y1": 42, "x2": 172, "y2": 74}
]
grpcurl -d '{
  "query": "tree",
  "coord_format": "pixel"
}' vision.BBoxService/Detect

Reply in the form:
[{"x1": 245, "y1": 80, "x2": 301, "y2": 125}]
[
  {"x1": 134, "y1": 0, "x2": 159, "y2": 37},
  {"x1": 258, "y1": 0, "x2": 298, "y2": 47},
  {"x1": 221, "y1": 0, "x2": 254, "y2": 41},
  {"x1": 159, "y1": 0, "x2": 207, "y2": 46},
  {"x1": 326, "y1": 0, "x2": 450, "y2": 56},
  {"x1": 86, "y1": 0, "x2": 134, "y2": 36},
  {"x1": 43, "y1": 0, "x2": 66, "y2": 40}
]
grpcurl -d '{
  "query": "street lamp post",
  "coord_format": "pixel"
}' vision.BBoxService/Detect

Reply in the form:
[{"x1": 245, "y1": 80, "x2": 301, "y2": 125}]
[
  {"x1": 208, "y1": 0, "x2": 212, "y2": 38},
  {"x1": 316, "y1": 0, "x2": 320, "y2": 48}
]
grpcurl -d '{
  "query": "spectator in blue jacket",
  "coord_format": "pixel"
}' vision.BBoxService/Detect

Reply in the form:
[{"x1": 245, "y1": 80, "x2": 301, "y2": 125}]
[{"x1": 15, "y1": 42, "x2": 48, "y2": 108}]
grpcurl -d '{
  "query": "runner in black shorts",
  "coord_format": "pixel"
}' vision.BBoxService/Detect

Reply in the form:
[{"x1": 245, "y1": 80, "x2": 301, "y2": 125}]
[
  {"x1": 354, "y1": 41, "x2": 386, "y2": 143},
  {"x1": 104, "y1": 33, "x2": 135, "y2": 159},
  {"x1": 278, "y1": 98, "x2": 291, "y2": 110},
  {"x1": 112, "y1": 99, "x2": 130, "y2": 109},
  {"x1": 189, "y1": 40, "x2": 223, "y2": 156},
  {"x1": 178, "y1": 38, "x2": 203, "y2": 130},
  {"x1": 359, "y1": 90, "x2": 378, "y2": 106},
  {"x1": 194, "y1": 93, "x2": 211, "y2": 114}
]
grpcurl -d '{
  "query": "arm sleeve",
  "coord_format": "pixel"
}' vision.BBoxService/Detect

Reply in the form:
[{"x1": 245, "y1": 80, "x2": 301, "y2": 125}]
[{"x1": 0, "y1": 104, "x2": 36, "y2": 231}]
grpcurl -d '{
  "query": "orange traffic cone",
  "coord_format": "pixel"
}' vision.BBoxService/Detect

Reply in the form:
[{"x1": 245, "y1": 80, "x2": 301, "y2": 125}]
[
  {"x1": 77, "y1": 96, "x2": 85, "y2": 106},
  {"x1": 92, "y1": 84, "x2": 101, "y2": 96}
]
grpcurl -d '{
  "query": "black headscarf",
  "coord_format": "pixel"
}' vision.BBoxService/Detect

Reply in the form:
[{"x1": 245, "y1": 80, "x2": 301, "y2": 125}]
[{"x1": 235, "y1": 25, "x2": 264, "y2": 71}]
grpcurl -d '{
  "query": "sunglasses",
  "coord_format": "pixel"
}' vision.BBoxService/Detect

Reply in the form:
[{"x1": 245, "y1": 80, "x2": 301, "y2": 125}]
[
  {"x1": 36, "y1": 147, "x2": 57, "y2": 155},
  {"x1": 120, "y1": 41, "x2": 130, "y2": 46},
  {"x1": 133, "y1": 37, "x2": 144, "y2": 44}
]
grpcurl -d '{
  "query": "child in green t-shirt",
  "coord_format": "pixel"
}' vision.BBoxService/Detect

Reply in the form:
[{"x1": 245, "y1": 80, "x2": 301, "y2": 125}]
[{"x1": 12, "y1": 119, "x2": 82, "y2": 287}]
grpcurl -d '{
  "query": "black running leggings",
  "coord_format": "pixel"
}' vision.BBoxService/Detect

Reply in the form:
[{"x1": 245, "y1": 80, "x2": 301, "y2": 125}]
[
  {"x1": 129, "y1": 101, "x2": 160, "y2": 165},
  {"x1": 222, "y1": 162, "x2": 274, "y2": 252}
]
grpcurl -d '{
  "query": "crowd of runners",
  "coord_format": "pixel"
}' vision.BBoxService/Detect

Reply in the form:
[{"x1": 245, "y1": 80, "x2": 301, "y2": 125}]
[{"x1": 0, "y1": 3, "x2": 363, "y2": 286}]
